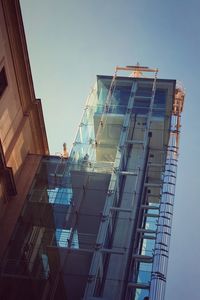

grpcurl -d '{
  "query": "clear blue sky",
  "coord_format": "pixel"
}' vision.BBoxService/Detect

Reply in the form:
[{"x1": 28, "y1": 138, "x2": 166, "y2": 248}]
[{"x1": 20, "y1": 1, "x2": 200, "y2": 299}]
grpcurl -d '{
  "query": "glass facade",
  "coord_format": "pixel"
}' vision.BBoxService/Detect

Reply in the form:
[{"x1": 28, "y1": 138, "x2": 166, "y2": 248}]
[{"x1": 0, "y1": 75, "x2": 178, "y2": 300}]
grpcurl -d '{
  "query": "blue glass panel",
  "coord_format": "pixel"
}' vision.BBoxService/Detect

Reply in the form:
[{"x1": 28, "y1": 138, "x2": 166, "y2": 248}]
[
  {"x1": 132, "y1": 107, "x2": 149, "y2": 115},
  {"x1": 154, "y1": 89, "x2": 166, "y2": 108},
  {"x1": 141, "y1": 239, "x2": 155, "y2": 256},
  {"x1": 135, "y1": 288, "x2": 149, "y2": 300},
  {"x1": 139, "y1": 262, "x2": 152, "y2": 272},
  {"x1": 136, "y1": 87, "x2": 152, "y2": 97},
  {"x1": 80, "y1": 124, "x2": 89, "y2": 144},
  {"x1": 96, "y1": 78, "x2": 132, "y2": 116},
  {"x1": 55, "y1": 229, "x2": 79, "y2": 248},
  {"x1": 137, "y1": 262, "x2": 152, "y2": 285},
  {"x1": 95, "y1": 102, "x2": 127, "y2": 115},
  {"x1": 152, "y1": 109, "x2": 165, "y2": 117},
  {"x1": 108, "y1": 105, "x2": 127, "y2": 114},
  {"x1": 133, "y1": 88, "x2": 166, "y2": 117},
  {"x1": 47, "y1": 187, "x2": 72, "y2": 205},
  {"x1": 95, "y1": 105, "x2": 104, "y2": 114},
  {"x1": 112, "y1": 85, "x2": 131, "y2": 106},
  {"x1": 134, "y1": 97, "x2": 151, "y2": 107},
  {"x1": 56, "y1": 229, "x2": 70, "y2": 247},
  {"x1": 145, "y1": 216, "x2": 157, "y2": 231},
  {"x1": 98, "y1": 84, "x2": 108, "y2": 105},
  {"x1": 137, "y1": 270, "x2": 151, "y2": 283}
]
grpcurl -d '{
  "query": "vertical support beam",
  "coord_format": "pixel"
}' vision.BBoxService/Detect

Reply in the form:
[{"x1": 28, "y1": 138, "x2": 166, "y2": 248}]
[
  {"x1": 149, "y1": 115, "x2": 180, "y2": 300},
  {"x1": 149, "y1": 85, "x2": 185, "y2": 299}
]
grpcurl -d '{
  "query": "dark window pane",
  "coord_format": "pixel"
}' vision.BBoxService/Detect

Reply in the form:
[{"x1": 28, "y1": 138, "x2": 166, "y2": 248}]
[
  {"x1": 133, "y1": 87, "x2": 167, "y2": 117},
  {"x1": 136, "y1": 87, "x2": 152, "y2": 97},
  {"x1": 0, "y1": 67, "x2": 8, "y2": 97},
  {"x1": 154, "y1": 89, "x2": 166, "y2": 108},
  {"x1": 134, "y1": 97, "x2": 151, "y2": 108}
]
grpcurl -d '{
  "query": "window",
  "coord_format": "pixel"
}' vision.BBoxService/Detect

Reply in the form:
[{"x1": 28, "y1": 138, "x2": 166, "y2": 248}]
[{"x1": 0, "y1": 67, "x2": 8, "y2": 97}]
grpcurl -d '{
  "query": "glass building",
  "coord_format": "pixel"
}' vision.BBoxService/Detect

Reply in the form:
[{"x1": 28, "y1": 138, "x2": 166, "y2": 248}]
[{"x1": 0, "y1": 68, "x2": 184, "y2": 300}]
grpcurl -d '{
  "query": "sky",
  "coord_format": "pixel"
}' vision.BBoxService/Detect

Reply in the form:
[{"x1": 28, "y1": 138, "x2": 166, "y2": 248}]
[{"x1": 20, "y1": 0, "x2": 200, "y2": 299}]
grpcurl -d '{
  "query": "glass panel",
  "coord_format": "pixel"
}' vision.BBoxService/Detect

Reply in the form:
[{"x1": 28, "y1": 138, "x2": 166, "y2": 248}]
[
  {"x1": 144, "y1": 216, "x2": 157, "y2": 231},
  {"x1": 136, "y1": 87, "x2": 152, "y2": 97},
  {"x1": 137, "y1": 262, "x2": 152, "y2": 284},
  {"x1": 141, "y1": 239, "x2": 155, "y2": 257},
  {"x1": 133, "y1": 88, "x2": 166, "y2": 117},
  {"x1": 47, "y1": 187, "x2": 72, "y2": 204},
  {"x1": 96, "y1": 77, "x2": 132, "y2": 115},
  {"x1": 135, "y1": 288, "x2": 149, "y2": 300}
]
